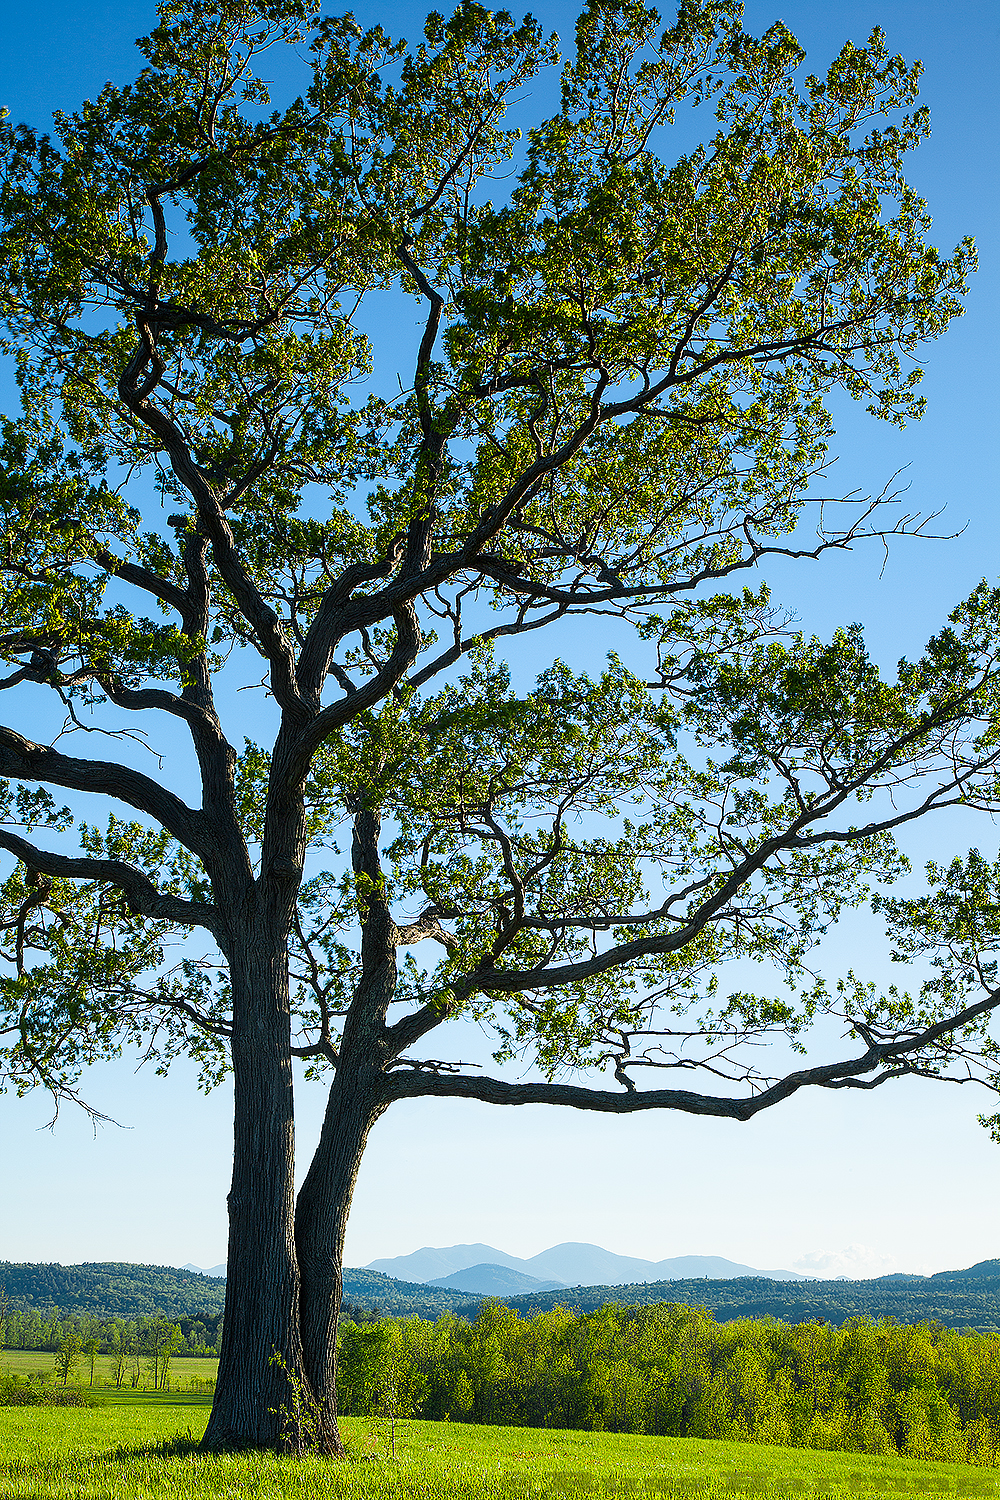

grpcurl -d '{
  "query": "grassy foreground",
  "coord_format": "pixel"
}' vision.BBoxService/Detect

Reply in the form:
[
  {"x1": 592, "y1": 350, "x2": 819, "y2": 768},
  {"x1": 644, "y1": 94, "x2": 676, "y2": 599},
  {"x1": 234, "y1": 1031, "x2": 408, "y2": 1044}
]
[{"x1": 2, "y1": 1403, "x2": 999, "y2": 1498}]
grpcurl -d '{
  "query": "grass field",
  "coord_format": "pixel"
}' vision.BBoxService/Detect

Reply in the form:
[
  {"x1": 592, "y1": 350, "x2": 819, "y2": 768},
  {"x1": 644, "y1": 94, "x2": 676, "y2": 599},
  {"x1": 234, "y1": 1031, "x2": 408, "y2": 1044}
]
[
  {"x1": 1, "y1": 1399, "x2": 997, "y2": 1498},
  {"x1": 1, "y1": 1349, "x2": 218, "y2": 1389}
]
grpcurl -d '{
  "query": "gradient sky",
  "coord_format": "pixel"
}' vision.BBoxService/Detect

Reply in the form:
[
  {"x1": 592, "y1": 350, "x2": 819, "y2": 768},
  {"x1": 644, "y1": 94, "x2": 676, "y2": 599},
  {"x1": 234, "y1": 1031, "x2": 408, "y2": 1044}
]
[{"x1": 0, "y1": 0, "x2": 997, "y2": 1280}]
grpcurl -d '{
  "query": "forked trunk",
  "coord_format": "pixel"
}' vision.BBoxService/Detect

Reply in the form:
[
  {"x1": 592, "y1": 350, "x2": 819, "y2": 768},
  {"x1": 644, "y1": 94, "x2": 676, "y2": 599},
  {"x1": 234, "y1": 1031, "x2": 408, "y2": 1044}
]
[
  {"x1": 291, "y1": 806, "x2": 397, "y2": 1447},
  {"x1": 203, "y1": 796, "x2": 393, "y2": 1453},
  {"x1": 202, "y1": 929, "x2": 306, "y2": 1450}
]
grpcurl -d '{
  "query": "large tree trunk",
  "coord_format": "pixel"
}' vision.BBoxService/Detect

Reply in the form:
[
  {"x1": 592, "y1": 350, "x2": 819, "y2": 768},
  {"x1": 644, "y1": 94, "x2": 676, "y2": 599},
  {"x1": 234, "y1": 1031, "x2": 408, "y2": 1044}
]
[
  {"x1": 202, "y1": 800, "x2": 393, "y2": 1452},
  {"x1": 202, "y1": 923, "x2": 306, "y2": 1450},
  {"x1": 294, "y1": 1043, "x2": 387, "y2": 1451}
]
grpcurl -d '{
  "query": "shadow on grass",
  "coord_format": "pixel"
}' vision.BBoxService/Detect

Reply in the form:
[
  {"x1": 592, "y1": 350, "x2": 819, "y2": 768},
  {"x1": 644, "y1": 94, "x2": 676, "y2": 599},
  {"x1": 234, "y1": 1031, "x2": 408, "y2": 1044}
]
[
  {"x1": 96, "y1": 1433, "x2": 359, "y2": 1462},
  {"x1": 146, "y1": 1430, "x2": 203, "y2": 1458},
  {"x1": 96, "y1": 1391, "x2": 215, "y2": 1407}
]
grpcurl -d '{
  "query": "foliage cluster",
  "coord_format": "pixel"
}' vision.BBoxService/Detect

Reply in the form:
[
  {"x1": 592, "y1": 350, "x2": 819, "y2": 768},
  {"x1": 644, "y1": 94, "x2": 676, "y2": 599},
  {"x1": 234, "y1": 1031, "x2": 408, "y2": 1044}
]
[
  {"x1": 0, "y1": 0, "x2": 994, "y2": 1139},
  {"x1": 337, "y1": 1302, "x2": 1000, "y2": 1465},
  {"x1": 0, "y1": 1372, "x2": 95, "y2": 1406}
]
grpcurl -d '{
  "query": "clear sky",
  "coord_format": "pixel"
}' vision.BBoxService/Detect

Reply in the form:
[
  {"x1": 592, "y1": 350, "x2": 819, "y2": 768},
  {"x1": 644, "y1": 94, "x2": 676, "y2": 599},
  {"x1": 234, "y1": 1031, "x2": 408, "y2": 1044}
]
[{"x1": 0, "y1": 0, "x2": 997, "y2": 1281}]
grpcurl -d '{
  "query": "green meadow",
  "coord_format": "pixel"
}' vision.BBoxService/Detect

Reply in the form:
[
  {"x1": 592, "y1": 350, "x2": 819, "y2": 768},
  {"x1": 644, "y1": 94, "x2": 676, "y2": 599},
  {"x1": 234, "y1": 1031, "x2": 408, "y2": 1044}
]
[
  {"x1": 1, "y1": 1399, "x2": 998, "y2": 1499},
  {"x1": 0, "y1": 1348, "x2": 218, "y2": 1391}
]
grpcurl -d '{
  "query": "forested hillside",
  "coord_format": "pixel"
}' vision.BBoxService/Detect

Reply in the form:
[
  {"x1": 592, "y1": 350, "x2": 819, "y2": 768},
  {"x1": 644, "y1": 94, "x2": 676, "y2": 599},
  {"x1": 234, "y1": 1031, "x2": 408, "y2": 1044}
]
[
  {"x1": 0, "y1": 1264, "x2": 226, "y2": 1320},
  {"x1": 458, "y1": 1266, "x2": 1000, "y2": 1332},
  {"x1": 5, "y1": 1260, "x2": 1000, "y2": 1331},
  {"x1": 340, "y1": 1269, "x2": 467, "y2": 1318},
  {"x1": 0, "y1": 1262, "x2": 465, "y2": 1321}
]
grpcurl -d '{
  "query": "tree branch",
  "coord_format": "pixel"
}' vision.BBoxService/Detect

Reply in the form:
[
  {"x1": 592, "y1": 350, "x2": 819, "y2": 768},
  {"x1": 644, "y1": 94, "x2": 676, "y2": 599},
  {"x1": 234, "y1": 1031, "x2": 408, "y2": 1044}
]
[
  {"x1": 289, "y1": 605, "x2": 422, "y2": 777},
  {"x1": 116, "y1": 341, "x2": 307, "y2": 722},
  {"x1": 383, "y1": 986, "x2": 1000, "y2": 1115},
  {"x1": 0, "y1": 725, "x2": 211, "y2": 861},
  {"x1": 0, "y1": 827, "x2": 221, "y2": 934}
]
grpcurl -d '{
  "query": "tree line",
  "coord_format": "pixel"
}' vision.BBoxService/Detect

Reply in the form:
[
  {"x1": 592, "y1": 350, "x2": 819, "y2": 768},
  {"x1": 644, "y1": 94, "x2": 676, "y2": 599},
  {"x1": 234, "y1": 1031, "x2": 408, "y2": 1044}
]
[
  {"x1": 466, "y1": 1274, "x2": 1000, "y2": 1334},
  {"x1": 1, "y1": 1307, "x2": 221, "y2": 1361},
  {"x1": 337, "y1": 1303, "x2": 1000, "y2": 1466}
]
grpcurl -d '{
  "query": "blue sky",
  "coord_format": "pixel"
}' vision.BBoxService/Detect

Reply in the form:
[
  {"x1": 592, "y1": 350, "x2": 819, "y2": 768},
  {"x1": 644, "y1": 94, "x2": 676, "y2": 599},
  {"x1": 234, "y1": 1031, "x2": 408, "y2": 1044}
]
[{"x1": 0, "y1": 0, "x2": 997, "y2": 1280}]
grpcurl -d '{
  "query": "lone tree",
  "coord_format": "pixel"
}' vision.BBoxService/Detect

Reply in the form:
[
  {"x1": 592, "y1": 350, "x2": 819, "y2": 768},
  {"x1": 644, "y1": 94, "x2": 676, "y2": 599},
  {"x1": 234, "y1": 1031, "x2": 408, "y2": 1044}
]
[{"x1": 1, "y1": 0, "x2": 998, "y2": 1453}]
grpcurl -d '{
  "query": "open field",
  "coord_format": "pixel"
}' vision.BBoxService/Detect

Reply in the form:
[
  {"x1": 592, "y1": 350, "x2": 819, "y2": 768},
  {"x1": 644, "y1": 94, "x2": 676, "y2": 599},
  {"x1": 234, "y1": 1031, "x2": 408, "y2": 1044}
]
[
  {"x1": 1, "y1": 1349, "x2": 218, "y2": 1390},
  {"x1": 1, "y1": 1403, "x2": 997, "y2": 1498}
]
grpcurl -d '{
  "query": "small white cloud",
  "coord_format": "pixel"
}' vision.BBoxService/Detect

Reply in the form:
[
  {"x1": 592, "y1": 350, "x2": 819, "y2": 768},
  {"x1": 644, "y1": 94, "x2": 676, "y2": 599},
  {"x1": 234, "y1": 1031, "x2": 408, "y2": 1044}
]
[{"x1": 791, "y1": 1245, "x2": 907, "y2": 1280}]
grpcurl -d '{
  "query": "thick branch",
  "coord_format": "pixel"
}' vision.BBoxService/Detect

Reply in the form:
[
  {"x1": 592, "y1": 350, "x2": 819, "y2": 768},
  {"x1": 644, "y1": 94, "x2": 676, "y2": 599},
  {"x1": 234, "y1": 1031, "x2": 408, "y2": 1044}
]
[
  {"x1": 0, "y1": 828, "x2": 221, "y2": 934},
  {"x1": 116, "y1": 343, "x2": 306, "y2": 721},
  {"x1": 384, "y1": 997, "x2": 451, "y2": 1056},
  {"x1": 90, "y1": 546, "x2": 190, "y2": 620},
  {"x1": 0, "y1": 725, "x2": 210, "y2": 859},
  {"x1": 383, "y1": 987, "x2": 1000, "y2": 1115}
]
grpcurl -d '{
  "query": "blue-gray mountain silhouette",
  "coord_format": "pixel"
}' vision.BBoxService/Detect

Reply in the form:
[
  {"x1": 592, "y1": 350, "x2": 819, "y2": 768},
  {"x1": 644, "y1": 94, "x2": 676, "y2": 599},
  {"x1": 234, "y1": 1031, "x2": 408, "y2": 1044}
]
[
  {"x1": 427, "y1": 1263, "x2": 567, "y2": 1295},
  {"x1": 366, "y1": 1242, "x2": 812, "y2": 1285}
]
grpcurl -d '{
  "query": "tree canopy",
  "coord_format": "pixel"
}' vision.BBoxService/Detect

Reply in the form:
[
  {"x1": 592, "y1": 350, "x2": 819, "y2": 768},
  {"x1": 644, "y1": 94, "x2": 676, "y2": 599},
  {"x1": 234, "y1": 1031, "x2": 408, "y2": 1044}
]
[{"x1": 0, "y1": 0, "x2": 996, "y2": 1451}]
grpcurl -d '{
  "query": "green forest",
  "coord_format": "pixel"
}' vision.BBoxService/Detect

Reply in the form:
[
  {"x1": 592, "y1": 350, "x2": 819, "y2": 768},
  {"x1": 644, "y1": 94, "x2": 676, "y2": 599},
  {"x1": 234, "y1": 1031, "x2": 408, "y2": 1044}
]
[
  {"x1": 6, "y1": 1260, "x2": 1000, "y2": 1330},
  {"x1": 481, "y1": 1268, "x2": 1000, "y2": 1332},
  {"x1": 345, "y1": 1263, "x2": 1000, "y2": 1331},
  {"x1": 0, "y1": 1263, "x2": 226, "y2": 1320},
  {"x1": 337, "y1": 1302, "x2": 1000, "y2": 1466}
]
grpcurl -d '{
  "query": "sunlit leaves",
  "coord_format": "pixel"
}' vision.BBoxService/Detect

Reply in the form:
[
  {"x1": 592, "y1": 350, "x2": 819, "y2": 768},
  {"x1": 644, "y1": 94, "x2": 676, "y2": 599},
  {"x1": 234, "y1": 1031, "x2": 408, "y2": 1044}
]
[
  {"x1": 0, "y1": 0, "x2": 992, "y2": 1113},
  {"x1": 0, "y1": 0, "x2": 974, "y2": 678}
]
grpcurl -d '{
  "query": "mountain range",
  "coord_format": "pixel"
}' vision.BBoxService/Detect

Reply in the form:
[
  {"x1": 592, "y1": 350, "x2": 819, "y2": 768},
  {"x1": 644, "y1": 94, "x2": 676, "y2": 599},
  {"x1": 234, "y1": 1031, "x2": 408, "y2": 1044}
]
[{"x1": 364, "y1": 1242, "x2": 813, "y2": 1291}]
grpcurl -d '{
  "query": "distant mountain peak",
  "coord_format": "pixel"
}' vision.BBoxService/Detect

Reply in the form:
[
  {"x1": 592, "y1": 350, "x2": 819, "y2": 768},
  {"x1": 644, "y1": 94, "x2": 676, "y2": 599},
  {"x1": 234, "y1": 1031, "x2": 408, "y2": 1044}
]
[
  {"x1": 428, "y1": 1262, "x2": 567, "y2": 1295},
  {"x1": 366, "y1": 1244, "x2": 524, "y2": 1280}
]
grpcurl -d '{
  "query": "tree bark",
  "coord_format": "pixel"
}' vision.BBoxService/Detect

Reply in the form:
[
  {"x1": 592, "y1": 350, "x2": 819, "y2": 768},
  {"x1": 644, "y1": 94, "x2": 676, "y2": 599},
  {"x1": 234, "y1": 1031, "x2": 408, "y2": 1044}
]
[
  {"x1": 201, "y1": 921, "x2": 306, "y2": 1450},
  {"x1": 203, "y1": 803, "x2": 395, "y2": 1452},
  {"x1": 294, "y1": 1040, "x2": 388, "y2": 1451},
  {"x1": 295, "y1": 806, "x2": 395, "y2": 1452}
]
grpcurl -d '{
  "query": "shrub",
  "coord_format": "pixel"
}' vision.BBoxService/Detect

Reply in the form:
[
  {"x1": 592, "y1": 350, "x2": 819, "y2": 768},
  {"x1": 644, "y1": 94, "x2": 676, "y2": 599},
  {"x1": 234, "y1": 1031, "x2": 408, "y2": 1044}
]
[
  {"x1": 0, "y1": 1379, "x2": 43, "y2": 1406},
  {"x1": 42, "y1": 1387, "x2": 97, "y2": 1407},
  {"x1": 1, "y1": 1376, "x2": 97, "y2": 1408}
]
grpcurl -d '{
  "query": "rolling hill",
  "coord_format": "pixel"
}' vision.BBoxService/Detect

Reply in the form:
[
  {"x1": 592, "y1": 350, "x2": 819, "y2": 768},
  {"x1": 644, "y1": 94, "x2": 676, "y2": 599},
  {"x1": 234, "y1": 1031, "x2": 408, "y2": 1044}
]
[
  {"x1": 0, "y1": 1261, "x2": 227, "y2": 1319},
  {"x1": 5, "y1": 1258, "x2": 1000, "y2": 1331}
]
